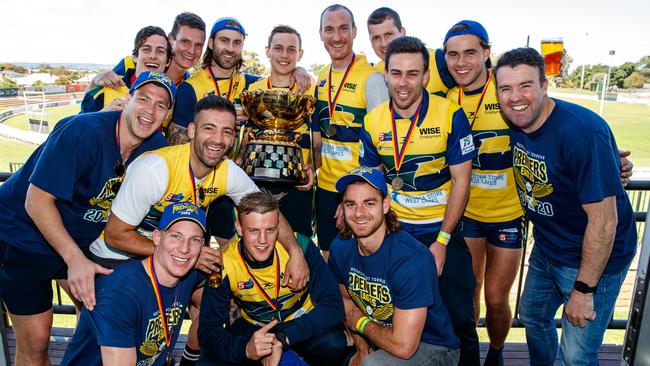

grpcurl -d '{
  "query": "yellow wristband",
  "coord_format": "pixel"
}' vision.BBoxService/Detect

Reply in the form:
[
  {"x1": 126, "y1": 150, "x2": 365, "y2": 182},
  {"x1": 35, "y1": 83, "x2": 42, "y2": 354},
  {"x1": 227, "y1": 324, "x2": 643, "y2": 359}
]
[
  {"x1": 355, "y1": 316, "x2": 367, "y2": 332},
  {"x1": 358, "y1": 317, "x2": 372, "y2": 334},
  {"x1": 437, "y1": 231, "x2": 451, "y2": 246}
]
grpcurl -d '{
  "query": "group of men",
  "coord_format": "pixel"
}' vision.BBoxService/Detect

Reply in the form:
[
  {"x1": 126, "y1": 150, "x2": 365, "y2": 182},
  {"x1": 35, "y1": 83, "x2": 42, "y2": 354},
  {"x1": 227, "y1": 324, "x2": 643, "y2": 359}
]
[{"x1": 0, "y1": 4, "x2": 637, "y2": 366}]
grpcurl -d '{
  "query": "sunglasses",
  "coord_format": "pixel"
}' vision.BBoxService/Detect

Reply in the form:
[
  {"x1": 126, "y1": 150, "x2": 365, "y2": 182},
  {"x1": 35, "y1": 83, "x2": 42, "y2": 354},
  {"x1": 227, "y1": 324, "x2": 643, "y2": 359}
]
[{"x1": 111, "y1": 161, "x2": 126, "y2": 194}]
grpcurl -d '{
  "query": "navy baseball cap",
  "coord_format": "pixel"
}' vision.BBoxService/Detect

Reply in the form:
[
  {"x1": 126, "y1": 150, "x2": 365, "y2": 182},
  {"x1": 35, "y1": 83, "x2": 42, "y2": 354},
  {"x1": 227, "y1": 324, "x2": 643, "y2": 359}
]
[
  {"x1": 336, "y1": 167, "x2": 388, "y2": 196},
  {"x1": 129, "y1": 71, "x2": 177, "y2": 105},
  {"x1": 158, "y1": 202, "x2": 207, "y2": 234},
  {"x1": 443, "y1": 20, "x2": 490, "y2": 45},
  {"x1": 210, "y1": 17, "x2": 247, "y2": 38}
]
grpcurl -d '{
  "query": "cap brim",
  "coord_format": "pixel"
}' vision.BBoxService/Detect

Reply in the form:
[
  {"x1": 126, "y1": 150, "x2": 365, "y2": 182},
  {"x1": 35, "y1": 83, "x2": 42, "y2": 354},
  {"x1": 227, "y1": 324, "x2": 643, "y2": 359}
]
[
  {"x1": 132, "y1": 80, "x2": 175, "y2": 105},
  {"x1": 162, "y1": 217, "x2": 206, "y2": 234},
  {"x1": 335, "y1": 174, "x2": 386, "y2": 195}
]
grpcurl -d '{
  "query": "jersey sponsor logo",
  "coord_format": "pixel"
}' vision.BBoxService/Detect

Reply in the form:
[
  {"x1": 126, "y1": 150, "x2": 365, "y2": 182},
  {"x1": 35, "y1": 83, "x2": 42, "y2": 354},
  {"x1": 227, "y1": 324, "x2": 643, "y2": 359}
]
[
  {"x1": 484, "y1": 103, "x2": 501, "y2": 111},
  {"x1": 343, "y1": 82, "x2": 357, "y2": 91},
  {"x1": 318, "y1": 79, "x2": 326, "y2": 87},
  {"x1": 460, "y1": 134, "x2": 475, "y2": 155},
  {"x1": 499, "y1": 233, "x2": 517, "y2": 243},
  {"x1": 418, "y1": 127, "x2": 441, "y2": 136},
  {"x1": 203, "y1": 187, "x2": 219, "y2": 195},
  {"x1": 203, "y1": 90, "x2": 217, "y2": 98},
  {"x1": 471, "y1": 172, "x2": 507, "y2": 189},
  {"x1": 390, "y1": 189, "x2": 447, "y2": 208},
  {"x1": 238, "y1": 279, "x2": 254, "y2": 290},
  {"x1": 321, "y1": 141, "x2": 352, "y2": 160},
  {"x1": 378, "y1": 131, "x2": 393, "y2": 142},
  {"x1": 164, "y1": 192, "x2": 185, "y2": 202},
  {"x1": 513, "y1": 146, "x2": 554, "y2": 217},
  {"x1": 347, "y1": 270, "x2": 394, "y2": 322}
]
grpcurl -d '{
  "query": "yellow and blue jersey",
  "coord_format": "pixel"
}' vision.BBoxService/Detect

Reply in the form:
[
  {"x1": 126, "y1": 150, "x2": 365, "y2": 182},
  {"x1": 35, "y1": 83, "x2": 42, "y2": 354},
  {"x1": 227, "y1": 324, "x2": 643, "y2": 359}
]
[
  {"x1": 374, "y1": 48, "x2": 455, "y2": 98},
  {"x1": 247, "y1": 78, "x2": 315, "y2": 165},
  {"x1": 359, "y1": 92, "x2": 476, "y2": 233},
  {"x1": 314, "y1": 54, "x2": 378, "y2": 192},
  {"x1": 447, "y1": 75, "x2": 523, "y2": 223}
]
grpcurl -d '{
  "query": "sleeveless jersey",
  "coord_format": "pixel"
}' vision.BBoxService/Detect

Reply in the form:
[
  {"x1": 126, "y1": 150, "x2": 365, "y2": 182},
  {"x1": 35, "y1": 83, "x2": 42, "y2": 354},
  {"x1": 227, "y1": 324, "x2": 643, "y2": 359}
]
[
  {"x1": 360, "y1": 92, "x2": 475, "y2": 228},
  {"x1": 222, "y1": 237, "x2": 314, "y2": 325},
  {"x1": 315, "y1": 54, "x2": 378, "y2": 192},
  {"x1": 447, "y1": 74, "x2": 523, "y2": 222},
  {"x1": 247, "y1": 77, "x2": 315, "y2": 164},
  {"x1": 373, "y1": 48, "x2": 455, "y2": 97},
  {"x1": 137, "y1": 144, "x2": 229, "y2": 235}
]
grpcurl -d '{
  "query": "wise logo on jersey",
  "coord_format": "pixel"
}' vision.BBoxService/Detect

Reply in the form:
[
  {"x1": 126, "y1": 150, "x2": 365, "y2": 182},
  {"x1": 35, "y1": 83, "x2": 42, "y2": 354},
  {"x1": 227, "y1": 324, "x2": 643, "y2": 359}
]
[
  {"x1": 512, "y1": 144, "x2": 554, "y2": 217},
  {"x1": 347, "y1": 269, "x2": 394, "y2": 324},
  {"x1": 138, "y1": 302, "x2": 185, "y2": 366}
]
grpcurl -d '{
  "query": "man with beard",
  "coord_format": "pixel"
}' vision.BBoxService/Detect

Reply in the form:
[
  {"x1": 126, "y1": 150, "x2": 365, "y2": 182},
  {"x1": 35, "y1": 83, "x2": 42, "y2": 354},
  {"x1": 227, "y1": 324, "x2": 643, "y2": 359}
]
[
  {"x1": 0, "y1": 71, "x2": 174, "y2": 366},
  {"x1": 359, "y1": 36, "x2": 480, "y2": 365},
  {"x1": 367, "y1": 7, "x2": 455, "y2": 97},
  {"x1": 81, "y1": 26, "x2": 173, "y2": 113},
  {"x1": 328, "y1": 167, "x2": 459, "y2": 365},
  {"x1": 61, "y1": 203, "x2": 207, "y2": 366},
  {"x1": 313, "y1": 4, "x2": 387, "y2": 259},
  {"x1": 94, "y1": 95, "x2": 309, "y2": 366},
  {"x1": 494, "y1": 47, "x2": 637, "y2": 366}
]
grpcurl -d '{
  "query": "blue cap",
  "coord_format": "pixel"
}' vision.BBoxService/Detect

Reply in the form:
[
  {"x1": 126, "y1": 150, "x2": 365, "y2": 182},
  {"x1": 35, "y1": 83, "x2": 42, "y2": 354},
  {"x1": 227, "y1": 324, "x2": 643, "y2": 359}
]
[
  {"x1": 335, "y1": 167, "x2": 388, "y2": 196},
  {"x1": 129, "y1": 71, "x2": 177, "y2": 105},
  {"x1": 210, "y1": 17, "x2": 247, "y2": 38},
  {"x1": 443, "y1": 20, "x2": 489, "y2": 45},
  {"x1": 158, "y1": 202, "x2": 207, "y2": 234}
]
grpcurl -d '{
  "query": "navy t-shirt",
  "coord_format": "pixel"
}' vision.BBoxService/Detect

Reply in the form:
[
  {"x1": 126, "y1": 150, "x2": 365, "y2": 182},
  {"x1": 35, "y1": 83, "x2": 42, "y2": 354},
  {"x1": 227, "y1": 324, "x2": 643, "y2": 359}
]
[
  {"x1": 510, "y1": 98, "x2": 636, "y2": 273},
  {"x1": 328, "y1": 230, "x2": 459, "y2": 349},
  {"x1": 60, "y1": 261, "x2": 203, "y2": 366},
  {"x1": 0, "y1": 111, "x2": 167, "y2": 255}
]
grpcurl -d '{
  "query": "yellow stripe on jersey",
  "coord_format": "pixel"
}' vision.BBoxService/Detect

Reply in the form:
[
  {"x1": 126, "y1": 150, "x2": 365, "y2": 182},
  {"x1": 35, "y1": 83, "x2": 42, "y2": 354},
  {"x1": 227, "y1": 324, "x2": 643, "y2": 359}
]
[
  {"x1": 315, "y1": 54, "x2": 377, "y2": 192},
  {"x1": 447, "y1": 77, "x2": 523, "y2": 222},
  {"x1": 222, "y1": 240, "x2": 314, "y2": 325},
  {"x1": 363, "y1": 96, "x2": 461, "y2": 224},
  {"x1": 183, "y1": 68, "x2": 250, "y2": 104},
  {"x1": 247, "y1": 78, "x2": 315, "y2": 165}
]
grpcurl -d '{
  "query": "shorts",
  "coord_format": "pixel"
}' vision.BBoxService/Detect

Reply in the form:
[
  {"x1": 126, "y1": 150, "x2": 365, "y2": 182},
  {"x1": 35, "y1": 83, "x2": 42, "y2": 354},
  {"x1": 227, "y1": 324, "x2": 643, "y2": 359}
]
[
  {"x1": 0, "y1": 240, "x2": 92, "y2": 315},
  {"x1": 459, "y1": 216, "x2": 525, "y2": 249},
  {"x1": 315, "y1": 187, "x2": 341, "y2": 251},
  {"x1": 206, "y1": 196, "x2": 236, "y2": 240}
]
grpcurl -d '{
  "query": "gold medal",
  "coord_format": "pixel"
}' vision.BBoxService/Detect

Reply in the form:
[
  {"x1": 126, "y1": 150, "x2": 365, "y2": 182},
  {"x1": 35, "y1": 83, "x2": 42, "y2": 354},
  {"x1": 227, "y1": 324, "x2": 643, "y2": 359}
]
[
  {"x1": 165, "y1": 352, "x2": 175, "y2": 366},
  {"x1": 326, "y1": 125, "x2": 336, "y2": 136},
  {"x1": 391, "y1": 177, "x2": 404, "y2": 190}
]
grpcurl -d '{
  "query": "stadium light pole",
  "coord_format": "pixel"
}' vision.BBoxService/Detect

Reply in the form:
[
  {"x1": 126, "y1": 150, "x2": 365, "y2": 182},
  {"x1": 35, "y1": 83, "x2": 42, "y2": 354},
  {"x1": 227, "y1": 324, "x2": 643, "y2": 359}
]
[{"x1": 599, "y1": 50, "x2": 615, "y2": 116}]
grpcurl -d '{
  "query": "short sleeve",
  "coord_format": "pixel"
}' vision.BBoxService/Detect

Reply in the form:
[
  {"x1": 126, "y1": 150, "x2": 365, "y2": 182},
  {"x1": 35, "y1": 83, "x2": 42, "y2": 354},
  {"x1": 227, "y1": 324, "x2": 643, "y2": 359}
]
[
  {"x1": 446, "y1": 108, "x2": 476, "y2": 165},
  {"x1": 29, "y1": 122, "x2": 92, "y2": 201},
  {"x1": 566, "y1": 131, "x2": 623, "y2": 204},
  {"x1": 225, "y1": 161, "x2": 260, "y2": 204},
  {"x1": 358, "y1": 120, "x2": 381, "y2": 167},
  {"x1": 171, "y1": 83, "x2": 198, "y2": 128},
  {"x1": 91, "y1": 288, "x2": 140, "y2": 348},
  {"x1": 390, "y1": 254, "x2": 435, "y2": 310}
]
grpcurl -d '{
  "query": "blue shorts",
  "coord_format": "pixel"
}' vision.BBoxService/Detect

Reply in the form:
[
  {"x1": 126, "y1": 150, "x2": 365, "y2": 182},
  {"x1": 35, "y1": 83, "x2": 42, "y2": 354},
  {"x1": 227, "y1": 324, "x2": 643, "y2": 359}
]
[
  {"x1": 460, "y1": 216, "x2": 525, "y2": 249},
  {"x1": 0, "y1": 240, "x2": 92, "y2": 315}
]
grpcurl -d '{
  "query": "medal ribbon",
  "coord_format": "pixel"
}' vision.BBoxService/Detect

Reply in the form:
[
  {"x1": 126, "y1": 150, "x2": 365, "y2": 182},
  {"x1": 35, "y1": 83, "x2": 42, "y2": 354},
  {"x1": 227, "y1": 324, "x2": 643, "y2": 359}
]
[
  {"x1": 389, "y1": 98, "x2": 424, "y2": 172},
  {"x1": 114, "y1": 118, "x2": 121, "y2": 154},
  {"x1": 147, "y1": 256, "x2": 176, "y2": 349},
  {"x1": 327, "y1": 54, "x2": 357, "y2": 125},
  {"x1": 208, "y1": 66, "x2": 234, "y2": 101},
  {"x1": 237, "y1": 242, "x2": 281, "y2": 310},
  {"x1": 457, "y1": 70, "x2": 491, "y2": 128},
  {"x1": 188, "y1": 161, "x2": 198, "y2": 206}
]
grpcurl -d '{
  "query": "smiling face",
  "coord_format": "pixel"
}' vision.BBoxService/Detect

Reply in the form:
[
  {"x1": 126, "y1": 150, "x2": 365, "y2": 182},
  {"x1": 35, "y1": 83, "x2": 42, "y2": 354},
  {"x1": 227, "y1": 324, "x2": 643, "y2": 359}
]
[
  {"x1": 209, "y1": 29, "x2": 244, "y2": 72},
  {"x1": 170, "y1": 25, "x2": 205, "y2": 71},
  {"x1": 319, "y1": 8, "x2": 357, "y2": 67},
  {"x1": 495, "y1": 64, "x2": 549, "y2": 133},
  {"x1": 236, "y1": 210, "x2": 280, "y2": 262},
  {"x1": 188, "y1": 108, "x2": 235, "y2": 171},
  {"x1": 342, "y1": 182, "x2": 390, "y2": 241},
  {"x1": 133, "y1": 34, "x2": 170, "y2": 76},
  {"x1": 266, "y1": 32, "x2": 302, "y2": 78},
  {"x1": 152, "y1": 220, "x2": 204, "y2": 287},
  {"x1": 386, "y1": 52, "x2": 429, "y2": 116},
  {"x1": 444, "y1": 34, "x2": 490, "y2": 91},
  {"x1": 123, "y1": 83, "x2": 170, "y2": 142},
  {"x1": 368, "y1": 18, "x2": 405, "y2": 61}
]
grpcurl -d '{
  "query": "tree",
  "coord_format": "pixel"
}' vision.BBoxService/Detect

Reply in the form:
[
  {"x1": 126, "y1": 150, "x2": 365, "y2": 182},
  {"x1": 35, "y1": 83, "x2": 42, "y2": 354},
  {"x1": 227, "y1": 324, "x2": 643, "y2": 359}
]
[
  {"x1": 624, "y1": 72, "x2": 646, "y2": 89},
  {"x1": 638, "y1": 55, "x2": 650, "y2": 78},
  {"x1": 241, "y1": 51, "x2": 268, "y2": 76},
  {"x1": 0, "y1": 76, "x2": 17, "y2": 88},
  {"x1": 0, "y1": 63, "x2": 27, "y2": 74},
  {"x1": 56, "y1": 75, "x2": 74, "y2": 85},
  {"x1": 32, "y1": 80, "x2": 44, "y2": 91},
  {"x1": 610, "y1": 62, "x2": 636, "y2": 88},
  {"x1": 309, "y1": 63, "x2": 326, "y2": 76}
]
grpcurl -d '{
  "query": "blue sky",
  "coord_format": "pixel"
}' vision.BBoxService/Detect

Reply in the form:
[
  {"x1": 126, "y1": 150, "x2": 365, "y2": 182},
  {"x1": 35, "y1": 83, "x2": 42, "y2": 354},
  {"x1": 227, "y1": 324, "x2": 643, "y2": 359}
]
[{"x1": 1, "y1": 0, "x2": 648, "y2": 70}]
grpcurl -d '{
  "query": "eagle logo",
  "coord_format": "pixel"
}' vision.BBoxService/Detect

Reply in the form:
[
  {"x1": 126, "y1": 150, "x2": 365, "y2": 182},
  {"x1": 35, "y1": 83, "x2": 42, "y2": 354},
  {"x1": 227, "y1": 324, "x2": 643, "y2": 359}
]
[{"x1": 514, "y1": 168, "x2": 553, "y2": 210}]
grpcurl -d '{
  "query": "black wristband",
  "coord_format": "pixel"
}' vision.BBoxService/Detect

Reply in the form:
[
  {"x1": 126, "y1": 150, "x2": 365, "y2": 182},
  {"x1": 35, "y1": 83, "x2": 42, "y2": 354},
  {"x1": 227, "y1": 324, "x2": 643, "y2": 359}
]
[
  {"x1": 275, "y1": 330, "x2": 289, "y2": 350},
  {"x1": 574, "y1": 280, "x2": 597, "y2": 294}
]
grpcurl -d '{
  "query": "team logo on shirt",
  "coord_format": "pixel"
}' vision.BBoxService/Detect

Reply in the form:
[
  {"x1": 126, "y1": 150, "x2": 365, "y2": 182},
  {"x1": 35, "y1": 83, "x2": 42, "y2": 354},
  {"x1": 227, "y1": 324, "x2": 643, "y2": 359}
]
[
  {"x1": 138, "y1": 302, "x2": 185, "y2": 365},
  {"x1": 513, "y1": 145, "x2": 554, "y2": 217},
  {"x1": 378, "y1": 131, "x2": 392, "y2": 142},
  {"x1": 84, "y1": 176, "x2": 123, "y2": 223},
  {"x1": 238, "y1": 279, "x2": 254, "y2": 290},
  {"x1": 347, "y1": 271, "x2": 393, "y2": 323}
]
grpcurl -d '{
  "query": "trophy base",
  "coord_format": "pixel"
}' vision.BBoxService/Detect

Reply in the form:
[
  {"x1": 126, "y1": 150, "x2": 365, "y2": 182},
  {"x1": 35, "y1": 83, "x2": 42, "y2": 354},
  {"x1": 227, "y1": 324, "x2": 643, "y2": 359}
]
[{"x1": 243, "y1": 140, "x2": 305, "y2": 186}]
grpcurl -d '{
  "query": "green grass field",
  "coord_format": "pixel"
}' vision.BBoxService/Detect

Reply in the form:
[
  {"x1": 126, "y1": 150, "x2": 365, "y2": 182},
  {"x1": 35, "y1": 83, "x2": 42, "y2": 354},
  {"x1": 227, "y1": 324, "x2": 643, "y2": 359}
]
[{"x1": 3, "y1": 104, "x2": 80, "y2": 131}]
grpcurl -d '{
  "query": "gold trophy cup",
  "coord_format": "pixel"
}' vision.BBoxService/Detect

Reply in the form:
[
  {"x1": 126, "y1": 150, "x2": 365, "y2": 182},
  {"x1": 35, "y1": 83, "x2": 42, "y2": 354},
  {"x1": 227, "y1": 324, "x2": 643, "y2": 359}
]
[{"x1": 240, "y1": 89, "x2": 316, "y2": 185}]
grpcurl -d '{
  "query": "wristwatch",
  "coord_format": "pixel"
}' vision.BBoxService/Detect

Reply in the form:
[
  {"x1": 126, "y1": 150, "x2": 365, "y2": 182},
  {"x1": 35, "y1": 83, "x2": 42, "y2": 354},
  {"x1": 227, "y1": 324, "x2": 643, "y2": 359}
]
[
  {"x1": 574, "y1": 280, "x2": 597, "y2": 294},
  {"x1": 275, "y1": 330, "x2": 289, "y2": 350}
]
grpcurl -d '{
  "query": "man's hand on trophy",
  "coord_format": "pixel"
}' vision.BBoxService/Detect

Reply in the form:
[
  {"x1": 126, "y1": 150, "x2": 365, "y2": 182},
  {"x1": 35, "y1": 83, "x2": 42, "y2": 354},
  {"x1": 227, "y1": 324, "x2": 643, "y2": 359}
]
[{"x1": 295, "y1": 165, "x2": 315, "y2": 191}]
